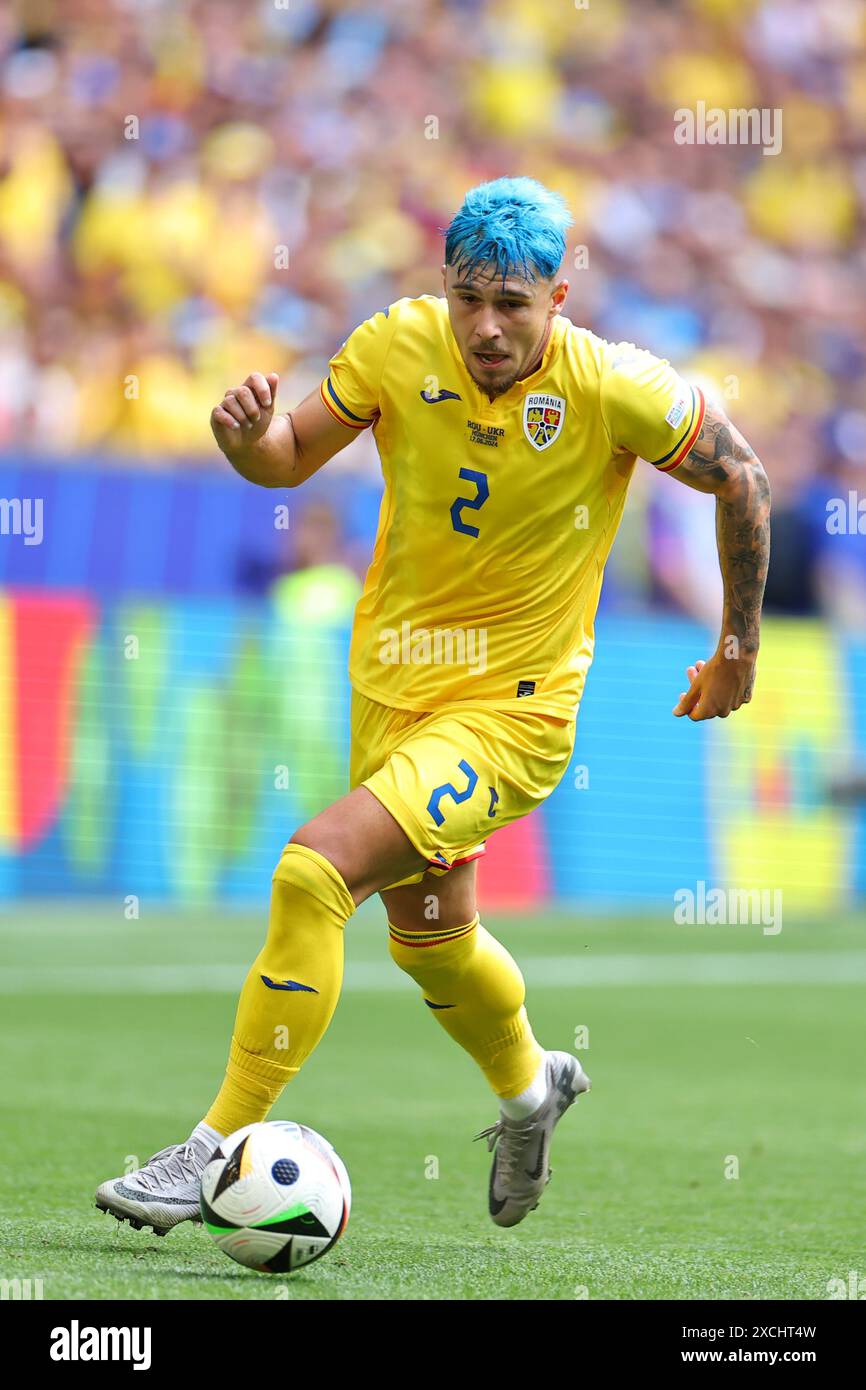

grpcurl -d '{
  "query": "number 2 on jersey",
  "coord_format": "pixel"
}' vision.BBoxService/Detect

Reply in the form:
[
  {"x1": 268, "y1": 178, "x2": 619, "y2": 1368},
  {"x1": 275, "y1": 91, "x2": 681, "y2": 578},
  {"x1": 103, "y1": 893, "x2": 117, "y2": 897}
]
[{"x1": 450, "y1": 468, "x2": 489, "y2": 538}]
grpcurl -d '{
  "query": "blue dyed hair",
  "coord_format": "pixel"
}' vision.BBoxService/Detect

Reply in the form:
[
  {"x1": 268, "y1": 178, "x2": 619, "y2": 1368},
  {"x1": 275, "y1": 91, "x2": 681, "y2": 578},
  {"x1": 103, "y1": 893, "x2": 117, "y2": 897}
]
[{"x1": 444, "y1": 177, "x2": 573, "y2": 285}]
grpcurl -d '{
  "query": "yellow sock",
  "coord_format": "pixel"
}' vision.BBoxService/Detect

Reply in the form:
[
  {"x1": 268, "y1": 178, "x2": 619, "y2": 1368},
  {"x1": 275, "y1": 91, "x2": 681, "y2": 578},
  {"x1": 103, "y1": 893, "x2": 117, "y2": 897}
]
[
  {"x1": 387, "y1": 915, "x2": 544, "y2": 1098},
  {"x1": 205, "y1": 843, "x2": 355, "y2": 1135}
]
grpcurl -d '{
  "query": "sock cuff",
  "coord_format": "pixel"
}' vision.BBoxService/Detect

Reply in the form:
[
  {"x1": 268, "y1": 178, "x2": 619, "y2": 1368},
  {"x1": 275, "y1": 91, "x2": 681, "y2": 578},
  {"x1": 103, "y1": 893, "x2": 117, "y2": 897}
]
[
  {"x1": 495, "y1": 1041, "x2": 547, "y2": 1100},
  {"x1": 387, "y1": 912, "x2": 479, "y2": 949},
  {"x1": 229, "y1": 1035, "x2": 301, "y2": 1087},
  {"x1": 273, "y1": 841, "x2": 356, "y2": 922}
]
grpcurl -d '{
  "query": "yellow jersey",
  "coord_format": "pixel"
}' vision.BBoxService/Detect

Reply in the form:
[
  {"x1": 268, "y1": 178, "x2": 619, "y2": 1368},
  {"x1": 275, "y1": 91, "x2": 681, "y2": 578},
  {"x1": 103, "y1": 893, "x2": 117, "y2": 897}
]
[{"x1": 319, "y1": 295, "x2": 705, "y2": 718}]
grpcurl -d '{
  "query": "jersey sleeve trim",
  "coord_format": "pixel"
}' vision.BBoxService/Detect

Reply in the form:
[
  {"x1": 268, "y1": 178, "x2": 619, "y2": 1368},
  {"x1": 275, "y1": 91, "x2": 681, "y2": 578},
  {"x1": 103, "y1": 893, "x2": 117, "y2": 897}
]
[
  {"x1": 319, "y1": 375, "x2": 376, "y2": 430},
  {"x1": 650, "y1": 385, "x2": 706, "y2": 472}
]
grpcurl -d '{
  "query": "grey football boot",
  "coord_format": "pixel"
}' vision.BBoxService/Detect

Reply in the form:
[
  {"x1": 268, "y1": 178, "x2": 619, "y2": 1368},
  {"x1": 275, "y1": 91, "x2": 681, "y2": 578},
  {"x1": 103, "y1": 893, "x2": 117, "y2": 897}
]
[
  {"x1": 473, "y1": 1050, "x2": 591, "y2": 1228},
  {"x1": 95, "y1": 1139, "x2": 213, "y2": 1234}
]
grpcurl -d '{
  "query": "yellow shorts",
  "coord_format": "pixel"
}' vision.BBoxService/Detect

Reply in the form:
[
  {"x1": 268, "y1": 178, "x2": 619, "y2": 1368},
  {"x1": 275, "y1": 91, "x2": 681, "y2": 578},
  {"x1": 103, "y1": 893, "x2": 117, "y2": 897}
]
[{"x1": 349, "y1": 688, "x2": 576, "y2": 889}]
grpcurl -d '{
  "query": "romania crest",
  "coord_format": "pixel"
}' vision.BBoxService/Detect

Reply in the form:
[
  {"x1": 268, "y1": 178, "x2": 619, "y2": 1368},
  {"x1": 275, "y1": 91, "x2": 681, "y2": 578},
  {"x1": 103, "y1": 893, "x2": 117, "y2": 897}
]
[{"x1": 522, "y1": 393, "x2": 565, "y2": 451}]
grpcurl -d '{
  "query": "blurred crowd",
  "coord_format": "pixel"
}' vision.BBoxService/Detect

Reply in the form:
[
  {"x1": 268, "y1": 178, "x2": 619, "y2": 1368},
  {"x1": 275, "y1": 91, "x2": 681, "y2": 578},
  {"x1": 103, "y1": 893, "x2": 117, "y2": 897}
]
[{"x1": 0, "y1": 0, "x2": 865, "y2": 622}]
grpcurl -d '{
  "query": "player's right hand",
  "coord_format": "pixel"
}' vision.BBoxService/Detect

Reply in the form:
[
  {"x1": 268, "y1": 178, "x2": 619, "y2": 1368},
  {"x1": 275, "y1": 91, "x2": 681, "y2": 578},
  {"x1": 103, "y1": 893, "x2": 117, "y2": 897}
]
[{"x1": 211, "y1": 372, "x2": 279, "y2": 453}]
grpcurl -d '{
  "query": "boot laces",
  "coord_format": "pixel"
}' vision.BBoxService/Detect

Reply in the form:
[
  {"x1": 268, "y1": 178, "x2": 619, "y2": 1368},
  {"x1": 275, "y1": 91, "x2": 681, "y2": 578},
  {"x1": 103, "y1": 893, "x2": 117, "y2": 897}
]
[
  {"x1": 135, "y1": 1143, "x2": 201, "y2": 1193},
  {"x1": 473, "y1": 1118, "x2": 537, "y2": 1186}
]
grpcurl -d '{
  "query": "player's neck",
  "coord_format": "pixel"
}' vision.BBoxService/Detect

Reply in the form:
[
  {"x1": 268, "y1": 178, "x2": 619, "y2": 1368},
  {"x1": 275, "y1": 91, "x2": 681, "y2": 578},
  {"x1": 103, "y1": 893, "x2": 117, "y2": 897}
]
[{"x1": 518, "y1": 321, "x2": 552, "y2": 382}]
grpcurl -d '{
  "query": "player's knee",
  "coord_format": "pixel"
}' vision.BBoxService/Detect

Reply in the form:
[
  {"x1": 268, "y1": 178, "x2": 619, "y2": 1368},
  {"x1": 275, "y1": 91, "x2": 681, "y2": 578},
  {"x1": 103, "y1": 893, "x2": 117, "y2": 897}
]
[
  {"x1": 288, "y1": 822, "x2": 338, "y2": 865},
  {"x1": 287, "y1": 821, "x2": 408, "y2": 905},
  {"x1": 275, "y1": 835, "x2": 341, "y2": 887},
  {"x1": 281, "y1": 826, "x2": 383, "y2": 909},
  {"x1": 287, "y1": 823, "x2": 361, "y2": 890},
  {"x1": 269, "y1": 841, "x2": 355, "y2": 923}
]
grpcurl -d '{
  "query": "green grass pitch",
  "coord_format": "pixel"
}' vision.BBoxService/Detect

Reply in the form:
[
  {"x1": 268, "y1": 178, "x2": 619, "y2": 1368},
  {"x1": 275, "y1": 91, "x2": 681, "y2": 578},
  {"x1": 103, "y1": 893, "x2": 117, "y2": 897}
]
[{"x1": 1, "y1": 903, "x2": 864, "y2": 1300}]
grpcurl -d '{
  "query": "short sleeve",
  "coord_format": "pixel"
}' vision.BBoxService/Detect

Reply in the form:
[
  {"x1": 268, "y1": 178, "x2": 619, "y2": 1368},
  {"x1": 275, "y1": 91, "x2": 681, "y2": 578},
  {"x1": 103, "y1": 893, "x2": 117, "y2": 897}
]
[
  {"x1": 319, "y1": 302, "x2": 401, "y2": 430},
  {"x1": 599, "y1": 342, "x2": 705, "y2": 473}
]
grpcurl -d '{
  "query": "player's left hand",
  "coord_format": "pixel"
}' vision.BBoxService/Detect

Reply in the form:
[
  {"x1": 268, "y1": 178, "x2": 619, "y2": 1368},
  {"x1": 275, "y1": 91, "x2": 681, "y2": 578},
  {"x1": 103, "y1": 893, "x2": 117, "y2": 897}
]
[{"x1": 672, "y1": 650, "x2": 757, "y2": 721}]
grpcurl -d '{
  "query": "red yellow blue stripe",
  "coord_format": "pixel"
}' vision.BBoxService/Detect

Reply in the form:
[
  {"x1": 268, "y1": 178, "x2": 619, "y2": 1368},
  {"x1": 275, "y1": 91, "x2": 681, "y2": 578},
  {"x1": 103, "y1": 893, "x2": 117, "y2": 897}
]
[
  {"x1": 319, "y1": 376, "x2": 375, "y2": 430},
  {"x1": 425, "y1": 845, "x2": 486, "y2": 876},
  {"x1": 388, "y1": 914, "x2": 479, "y2": 949},
  {"x1": 651, "y1": 385, "x2": 706, "y2": 473}
]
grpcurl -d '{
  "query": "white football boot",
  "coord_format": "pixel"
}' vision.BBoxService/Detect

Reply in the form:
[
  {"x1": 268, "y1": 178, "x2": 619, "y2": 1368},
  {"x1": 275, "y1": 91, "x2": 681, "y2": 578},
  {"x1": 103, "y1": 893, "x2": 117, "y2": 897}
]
[
  {"x1": 95, "y1": 1137, "x2": 216, "y2": 1235},
  {"x1": 473, "y1": 1050, "x2": 591, "y2": 1228}
]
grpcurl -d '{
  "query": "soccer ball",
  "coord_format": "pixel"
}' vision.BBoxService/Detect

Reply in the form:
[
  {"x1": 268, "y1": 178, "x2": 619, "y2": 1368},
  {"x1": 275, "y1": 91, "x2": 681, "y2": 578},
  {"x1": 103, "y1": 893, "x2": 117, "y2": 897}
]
[{"x1": 200, "y1": 1120, "x2": 351, "y2": 1273}]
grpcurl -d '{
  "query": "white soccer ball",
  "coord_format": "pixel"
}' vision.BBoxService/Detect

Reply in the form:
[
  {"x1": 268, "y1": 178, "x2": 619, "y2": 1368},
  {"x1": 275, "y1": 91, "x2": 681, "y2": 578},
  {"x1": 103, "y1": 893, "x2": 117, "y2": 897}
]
[{"x1": 200, "y1": 1120, "x2": 351, "y2": 1273}]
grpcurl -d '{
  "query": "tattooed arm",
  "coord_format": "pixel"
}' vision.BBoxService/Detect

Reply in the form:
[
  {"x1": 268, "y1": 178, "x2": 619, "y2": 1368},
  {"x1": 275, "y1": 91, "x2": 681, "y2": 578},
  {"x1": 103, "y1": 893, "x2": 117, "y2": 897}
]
[{"x1": 664, "y1": 401, "x2": 771, "y2": 720}]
